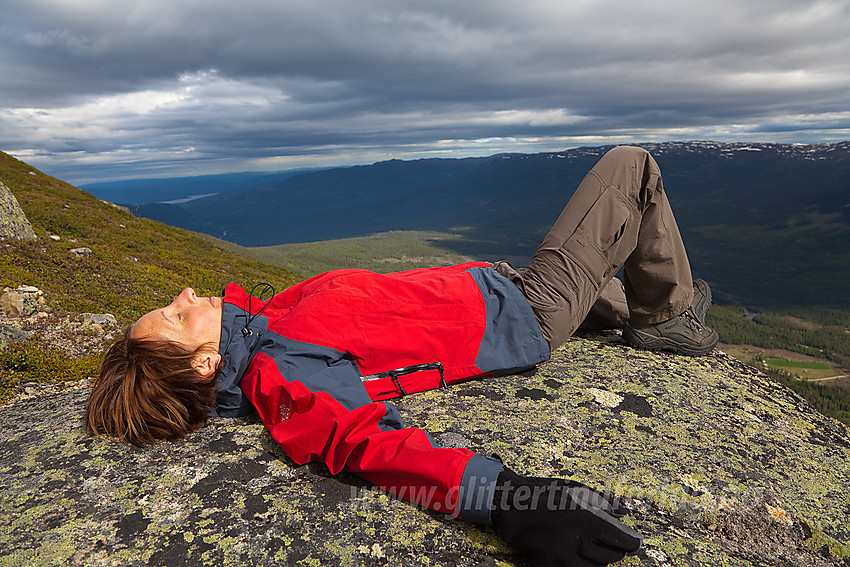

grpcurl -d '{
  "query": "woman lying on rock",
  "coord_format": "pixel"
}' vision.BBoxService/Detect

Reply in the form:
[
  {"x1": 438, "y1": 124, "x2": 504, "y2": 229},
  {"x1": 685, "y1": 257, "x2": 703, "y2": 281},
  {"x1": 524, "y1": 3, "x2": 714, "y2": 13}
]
[{"x1": 85, "y1": 146, "x2": 717, "y2": 567}]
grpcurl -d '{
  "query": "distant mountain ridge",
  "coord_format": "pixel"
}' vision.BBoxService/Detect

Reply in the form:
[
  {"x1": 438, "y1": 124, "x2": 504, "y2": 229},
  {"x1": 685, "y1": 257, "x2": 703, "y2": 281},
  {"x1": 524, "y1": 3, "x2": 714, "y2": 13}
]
[
  {"x1": 124, "y1": 141, "x2": 850, "y2": 310},
  {"x1": 80, "y1": 169, "x2": 327, "y2": 206}
]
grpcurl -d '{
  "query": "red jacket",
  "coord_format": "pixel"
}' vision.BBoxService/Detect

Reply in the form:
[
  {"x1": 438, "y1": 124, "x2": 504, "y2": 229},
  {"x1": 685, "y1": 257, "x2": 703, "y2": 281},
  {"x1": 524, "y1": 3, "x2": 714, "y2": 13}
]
[{"x1": 216, "y1": 262, "x2": 549, "y2": 523}]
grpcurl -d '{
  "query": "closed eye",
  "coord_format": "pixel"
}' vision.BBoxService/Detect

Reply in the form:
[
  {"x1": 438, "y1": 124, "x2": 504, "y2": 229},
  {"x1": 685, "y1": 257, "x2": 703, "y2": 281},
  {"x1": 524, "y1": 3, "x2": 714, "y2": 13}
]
[{"x1": 160, "y1": 310, "x2": 177, "y2": 326}]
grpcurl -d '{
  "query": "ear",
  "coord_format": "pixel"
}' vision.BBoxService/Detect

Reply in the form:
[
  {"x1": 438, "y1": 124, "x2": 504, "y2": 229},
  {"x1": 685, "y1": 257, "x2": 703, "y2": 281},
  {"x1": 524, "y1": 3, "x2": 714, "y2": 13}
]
[{"x1": 192, "y1": 352, "x2": 222, "y2": 378}]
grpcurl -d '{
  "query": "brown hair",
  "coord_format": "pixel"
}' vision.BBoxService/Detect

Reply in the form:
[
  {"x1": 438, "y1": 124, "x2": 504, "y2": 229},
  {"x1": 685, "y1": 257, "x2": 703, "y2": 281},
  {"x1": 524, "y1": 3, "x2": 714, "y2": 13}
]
[{"x1": 84, "y1": 328, "x2": 220, "y2": 446}]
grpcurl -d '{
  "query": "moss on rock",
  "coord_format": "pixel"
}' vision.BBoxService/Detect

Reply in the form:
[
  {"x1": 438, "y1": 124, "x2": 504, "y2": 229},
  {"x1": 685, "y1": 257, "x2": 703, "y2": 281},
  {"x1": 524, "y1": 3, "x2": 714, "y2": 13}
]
[
  {"x1": 0, "y1": 181, "x2": 37, "y2": 242},
  {"x1": 1, "y1": 332, "x2": 849, "y2": 566}
]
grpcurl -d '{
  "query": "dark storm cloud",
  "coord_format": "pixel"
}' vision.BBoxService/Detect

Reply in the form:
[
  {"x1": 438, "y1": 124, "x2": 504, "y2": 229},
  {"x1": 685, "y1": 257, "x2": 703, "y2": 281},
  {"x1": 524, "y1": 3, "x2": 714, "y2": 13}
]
[{"x1": 1, "y1": 0, "x2": 849, "y2": 182}]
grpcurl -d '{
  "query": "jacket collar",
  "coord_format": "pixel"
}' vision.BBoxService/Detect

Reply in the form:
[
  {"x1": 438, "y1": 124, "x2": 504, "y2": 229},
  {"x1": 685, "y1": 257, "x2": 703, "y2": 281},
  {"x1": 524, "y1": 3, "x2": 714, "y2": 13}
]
[{"x1": 213, "y1": 301, "x2": 268, "y2": 417}]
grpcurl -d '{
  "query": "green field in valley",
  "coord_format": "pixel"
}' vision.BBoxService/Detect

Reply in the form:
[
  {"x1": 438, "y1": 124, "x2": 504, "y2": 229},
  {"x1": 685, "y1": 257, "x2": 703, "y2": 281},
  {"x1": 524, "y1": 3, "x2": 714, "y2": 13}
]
[
  {"x1": 764, "y1": 358, "x2": 831, "y2": 370},
  {"x1": 204, "y1": 230, "x2": 477, "y2": 277},
  {"x1": 765, "y1": 360, "x2": 836, "y2": 381}
]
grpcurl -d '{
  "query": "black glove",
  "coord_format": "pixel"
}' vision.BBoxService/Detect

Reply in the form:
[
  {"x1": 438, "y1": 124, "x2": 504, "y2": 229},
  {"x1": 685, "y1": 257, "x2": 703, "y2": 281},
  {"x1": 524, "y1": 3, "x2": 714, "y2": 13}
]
[{"x1": 491, "y1": 468, "x2": 642, "y2": 566}]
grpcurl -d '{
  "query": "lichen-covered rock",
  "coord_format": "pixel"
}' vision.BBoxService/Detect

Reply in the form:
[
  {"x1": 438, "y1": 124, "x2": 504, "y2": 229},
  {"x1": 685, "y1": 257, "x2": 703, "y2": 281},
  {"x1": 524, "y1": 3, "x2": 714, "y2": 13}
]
[
  {"x1": 76, "y1": 313, "x2": 118, "y2": 329},
  {"x1": 0, "y1": 182, "x2": 37, "y2": 241},
  {"x1": 1, "y1": 332, "x2": 848, "y2": 566},
  {"x1": 0, "y1": 324, "x2": 29, "y2": 350},
  {"x1": 76, "y1": 313, "x2": 119, "y2": 336},
  {"x1": 68, "y1": 247, "x2": 93, "y2": 258},
  {"x1": 0, "y1": 286, "x2": 45, "y2": 318}
]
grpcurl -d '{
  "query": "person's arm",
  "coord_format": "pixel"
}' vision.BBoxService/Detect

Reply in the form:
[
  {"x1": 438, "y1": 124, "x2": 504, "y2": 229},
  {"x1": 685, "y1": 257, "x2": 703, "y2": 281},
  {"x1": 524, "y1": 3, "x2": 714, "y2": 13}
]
[
  {"x1": 240, "y1": 352, "x2": 642, "y2": 565},
  {"x1": 239, "y1": 352, "x2": 501, "y2": 522}
]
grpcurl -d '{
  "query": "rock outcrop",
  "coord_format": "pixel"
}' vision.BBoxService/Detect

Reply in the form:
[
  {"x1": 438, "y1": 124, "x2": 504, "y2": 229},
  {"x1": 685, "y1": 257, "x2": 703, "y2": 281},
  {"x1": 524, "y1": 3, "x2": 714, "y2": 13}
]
[
  {"x1": 0, "y1": 286, "x2": 46, "y2": 350},
  {"x1": 68, "y1": 247, "x2": 93, "y2": 258},
  {"x1": 1, "y1": 332, "x2": 848, "y2": 566},
  {"x1": 0, "y1": 324, "x2": 29, "y2": 351},
  {"x1": 0, "y1": 286, "x2": 46, "y2": 318},
  {"x1": 0, "y1": 181, "x2": 37, "y2": 241},
  {"x1": 0, "y1": 285, "x2": 118, "y2": 358}
]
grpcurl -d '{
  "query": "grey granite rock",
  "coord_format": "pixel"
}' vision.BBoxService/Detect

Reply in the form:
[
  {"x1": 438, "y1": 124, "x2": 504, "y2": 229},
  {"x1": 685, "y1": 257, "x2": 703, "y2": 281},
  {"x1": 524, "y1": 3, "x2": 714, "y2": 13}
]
[
  {"x1": 1, "y1": 332, "x2": 848, "y2": 566},
  {"x1": 0, "y1": 286, "x2": 44, "y2": 318},
  {"x1": 77, "y1": 313, "x2": 118, "y2": 329},
  {"x1": 68, "y1": 247, "x2": 93, "y2": 258},
  {"x1": 0, "y1": 324, "x2": 29, "y2": 350},
  {"x1": 0, "y1": 182, "x2": 37, "y2": 241}
]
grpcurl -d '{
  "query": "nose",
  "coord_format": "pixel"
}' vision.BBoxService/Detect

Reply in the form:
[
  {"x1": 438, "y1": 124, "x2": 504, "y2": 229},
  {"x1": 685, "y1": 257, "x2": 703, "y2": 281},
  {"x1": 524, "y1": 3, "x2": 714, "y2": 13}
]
[{"x1": 174, "y1": 287, "x2": 197, "y2": 305}]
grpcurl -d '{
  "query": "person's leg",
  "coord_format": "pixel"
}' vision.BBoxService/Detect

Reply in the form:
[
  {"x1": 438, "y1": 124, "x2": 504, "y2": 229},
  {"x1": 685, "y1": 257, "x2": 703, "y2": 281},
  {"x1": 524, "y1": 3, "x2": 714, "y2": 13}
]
[
  {"x1": 578, "y1": 277, "x2": 629, "y2": 331},
  {"x1": 577, "y1": 276, "x2": 712, "y2": 331},
  {"x1": 495, "y1": 146, "x2": 702, "y2": 351}
]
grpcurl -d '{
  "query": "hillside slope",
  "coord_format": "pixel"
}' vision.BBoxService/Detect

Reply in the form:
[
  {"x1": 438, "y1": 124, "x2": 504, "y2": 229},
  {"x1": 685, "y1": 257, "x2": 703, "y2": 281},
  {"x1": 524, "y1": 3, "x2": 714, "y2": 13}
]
[
  {"x1": 0, "y1": 151, "x2": 300, "y2": 324},
  {"x1": 0, "y1": 151, "x2": 301, "y2": 404}
]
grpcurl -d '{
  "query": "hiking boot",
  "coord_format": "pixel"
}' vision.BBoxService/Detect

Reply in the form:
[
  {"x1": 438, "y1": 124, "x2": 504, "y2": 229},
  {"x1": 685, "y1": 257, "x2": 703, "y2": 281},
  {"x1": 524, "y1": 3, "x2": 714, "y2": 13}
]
[
  {"x1": 622, "y1": 307, "x2": 719, "y2": 356},
  {"x1": 691, "y1": 278, "x2": 712, "y2": 323}
]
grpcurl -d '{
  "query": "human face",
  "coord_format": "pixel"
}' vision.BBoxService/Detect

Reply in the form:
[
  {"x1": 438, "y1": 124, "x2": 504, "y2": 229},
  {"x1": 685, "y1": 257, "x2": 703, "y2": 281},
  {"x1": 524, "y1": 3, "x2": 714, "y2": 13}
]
[{"x1": 131, "y1": 288, "x2": 223, "y2": 351}]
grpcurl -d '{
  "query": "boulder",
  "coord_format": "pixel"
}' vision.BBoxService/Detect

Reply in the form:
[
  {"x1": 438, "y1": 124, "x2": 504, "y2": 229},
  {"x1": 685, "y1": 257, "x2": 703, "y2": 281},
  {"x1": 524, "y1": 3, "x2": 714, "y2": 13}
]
[
  {"x1": 0, "y1": 324, "x2": 29, "y2": 349},
  {"x1": 69, "y1": 247, "x2": 93, "y2": 258},
  {"x1": 0, "y1": 286, "x2": 44, "y2": 318},
  {"x1": 77, "y1": 313, "x2": 119, "y2": 335},
  {"x1": 0, "y1": 181, "x2": 37, "y2": 241},
  {"x1": 1, "y1": 332, "x2": 848, "y2": 566},
  {"x1": 77, "y1": 313, "x2": 119, "y2": 328}
]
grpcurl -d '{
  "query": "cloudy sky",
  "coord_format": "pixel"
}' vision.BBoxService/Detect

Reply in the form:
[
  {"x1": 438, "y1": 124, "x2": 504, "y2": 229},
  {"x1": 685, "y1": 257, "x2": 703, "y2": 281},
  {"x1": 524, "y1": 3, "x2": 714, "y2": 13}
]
[{"x1": 2, "y1": 0, "x2": 849, "y2": 184}]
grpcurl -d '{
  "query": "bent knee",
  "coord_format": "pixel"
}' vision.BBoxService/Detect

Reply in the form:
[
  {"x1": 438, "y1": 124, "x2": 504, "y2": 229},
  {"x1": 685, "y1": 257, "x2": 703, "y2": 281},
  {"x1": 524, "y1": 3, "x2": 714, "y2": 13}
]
[
  {"x1": 594, "y1": 146, "x2": 661, "y2": 188},
  {"x1": 602, "y1": 145, "x2": 652, "y2": 163}
]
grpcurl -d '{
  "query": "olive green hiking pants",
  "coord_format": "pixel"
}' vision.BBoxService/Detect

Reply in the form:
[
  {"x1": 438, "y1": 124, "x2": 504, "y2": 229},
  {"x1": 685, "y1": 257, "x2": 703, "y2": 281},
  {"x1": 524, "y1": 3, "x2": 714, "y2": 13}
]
[{"x1": 494, "y1": 146, "x2": 693, "y2": 351}]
